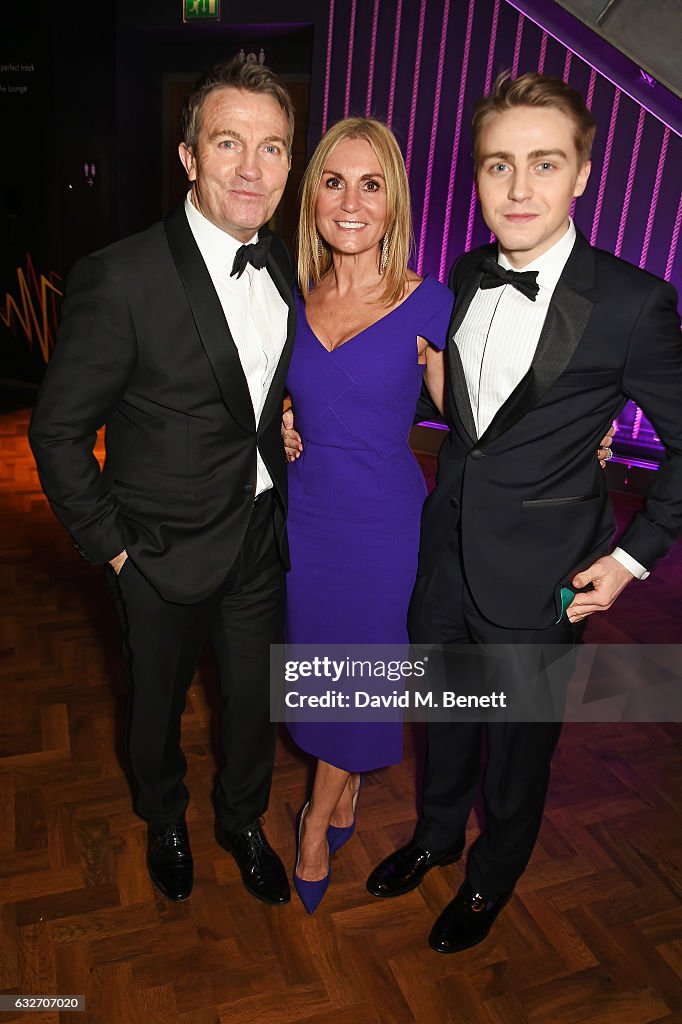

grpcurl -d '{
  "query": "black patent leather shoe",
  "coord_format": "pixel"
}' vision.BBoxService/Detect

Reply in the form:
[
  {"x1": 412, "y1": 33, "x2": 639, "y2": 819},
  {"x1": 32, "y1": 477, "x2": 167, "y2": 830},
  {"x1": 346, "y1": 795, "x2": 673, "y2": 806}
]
[
  {"x1": 366, "y1": 838, "x2": 462, "y2": 898},
  {"x1": 428, "y1": 881, "x2": 512, "y2": 953},
  {"x1": 216, "y1": 820, "x2": 290, "y2": 905},
  {"x1": 147, "y1": 819, "x2": 194, "y2": 901}
]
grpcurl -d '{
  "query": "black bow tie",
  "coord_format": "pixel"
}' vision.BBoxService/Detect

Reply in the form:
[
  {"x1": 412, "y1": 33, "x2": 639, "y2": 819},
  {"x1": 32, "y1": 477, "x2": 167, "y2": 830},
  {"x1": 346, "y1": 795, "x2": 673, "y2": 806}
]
[
  {"x1": 230, "y1": 236, "x2": 272, "y2": 279},
  {"x1": 479, "y1": 257, "x2": 539, "y2": 301}
]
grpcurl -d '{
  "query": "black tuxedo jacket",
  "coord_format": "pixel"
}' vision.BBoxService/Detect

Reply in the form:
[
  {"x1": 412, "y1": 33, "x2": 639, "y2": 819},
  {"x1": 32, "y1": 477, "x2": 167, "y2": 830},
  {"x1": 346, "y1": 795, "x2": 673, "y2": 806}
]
[
  {"x1": 416, "y1": 231, "x2": 682, "y2": 628},
  {"x1": 30, "y1": 205, "x2": 296, "y2": 604}
]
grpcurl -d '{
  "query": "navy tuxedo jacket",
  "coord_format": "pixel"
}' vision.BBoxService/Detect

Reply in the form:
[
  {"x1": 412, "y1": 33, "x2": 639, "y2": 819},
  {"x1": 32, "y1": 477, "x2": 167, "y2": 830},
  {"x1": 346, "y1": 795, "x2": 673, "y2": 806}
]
[
  {"x1": 30, "y1": 205, "x2": 296, "y2": 604},
  {"x1": 416, "y1": 230, "x2": 682, "y2": 628}
]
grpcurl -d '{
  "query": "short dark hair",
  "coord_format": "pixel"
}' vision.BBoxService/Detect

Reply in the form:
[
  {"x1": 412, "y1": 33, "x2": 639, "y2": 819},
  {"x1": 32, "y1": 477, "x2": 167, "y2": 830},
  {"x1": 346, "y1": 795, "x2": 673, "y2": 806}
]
[
  {"x1": 472, "y1": 71, "x2": 596, "y2": 169},
  {"x1": 181, "y1": 58, "x2": 295, "y2": 154}
]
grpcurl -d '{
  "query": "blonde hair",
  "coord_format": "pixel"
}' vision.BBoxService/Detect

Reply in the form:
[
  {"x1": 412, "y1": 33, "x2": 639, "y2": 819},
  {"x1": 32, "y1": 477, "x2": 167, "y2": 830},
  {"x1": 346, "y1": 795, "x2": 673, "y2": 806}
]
[
  {"x1": 472, "y1": 70, "x2": 596, "y2": 170},
  {"x1": 297, "y1": 118, "x2": 414, "y2": 306}
]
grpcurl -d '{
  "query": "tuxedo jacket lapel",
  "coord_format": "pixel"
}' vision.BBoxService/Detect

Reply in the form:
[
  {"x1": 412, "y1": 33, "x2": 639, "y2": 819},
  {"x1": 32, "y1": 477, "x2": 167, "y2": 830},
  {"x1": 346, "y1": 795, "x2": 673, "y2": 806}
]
[
  {"x1": 164, "y1": 205, "x2": 255, "y2": 431},
  {"x1": 258, "y1": 245, "x2": 296, "y2": 430},
  {"x1": 446, "y1": 269, "x2": 484, "y2": 442}
]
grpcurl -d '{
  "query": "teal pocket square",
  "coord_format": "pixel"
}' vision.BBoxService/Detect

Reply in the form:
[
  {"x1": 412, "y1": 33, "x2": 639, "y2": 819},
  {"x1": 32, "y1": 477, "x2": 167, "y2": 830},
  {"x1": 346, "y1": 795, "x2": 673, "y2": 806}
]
[{"x1": 556, "y1": 586, "x2": 575, "y2": 624}]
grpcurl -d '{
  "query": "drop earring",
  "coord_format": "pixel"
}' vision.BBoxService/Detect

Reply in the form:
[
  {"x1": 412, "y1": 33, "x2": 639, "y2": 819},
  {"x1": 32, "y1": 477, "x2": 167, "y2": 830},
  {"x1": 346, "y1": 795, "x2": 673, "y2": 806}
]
[{"x1": 379, "y1": 234, "x2": 389, "y2": 274}]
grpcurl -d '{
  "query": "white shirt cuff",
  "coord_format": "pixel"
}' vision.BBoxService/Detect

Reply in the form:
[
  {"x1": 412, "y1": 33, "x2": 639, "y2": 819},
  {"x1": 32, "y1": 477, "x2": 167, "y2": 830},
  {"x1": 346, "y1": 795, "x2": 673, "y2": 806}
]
[{"x1": 612, "y1": 547, "x2": 649, "y2": 580}]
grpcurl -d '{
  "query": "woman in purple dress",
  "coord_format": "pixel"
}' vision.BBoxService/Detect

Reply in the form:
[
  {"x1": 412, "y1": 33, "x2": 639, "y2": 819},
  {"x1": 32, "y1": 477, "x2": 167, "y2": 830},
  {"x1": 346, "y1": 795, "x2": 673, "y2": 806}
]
[{"x1": 283, "y1": 119, "x2": 454, "y2": 913}]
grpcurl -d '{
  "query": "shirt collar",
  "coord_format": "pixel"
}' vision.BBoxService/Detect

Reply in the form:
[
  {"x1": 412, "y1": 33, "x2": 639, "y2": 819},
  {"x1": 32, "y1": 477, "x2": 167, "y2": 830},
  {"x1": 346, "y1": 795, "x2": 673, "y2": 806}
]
[
  {"x1": 184, "y1": 192, "x2": 258, "y2": 275},
  {"x1": 498, "y1": 218, "x2": 576, "y2": 292}
]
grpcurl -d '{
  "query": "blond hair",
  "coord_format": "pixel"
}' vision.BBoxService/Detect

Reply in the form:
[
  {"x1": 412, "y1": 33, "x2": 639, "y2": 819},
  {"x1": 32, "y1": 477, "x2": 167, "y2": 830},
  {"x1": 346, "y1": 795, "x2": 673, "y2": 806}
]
[
  {"x1": 297, "y1": 118, "x2": 414, "y2": 306},
  {"x1": 472, "y1": 71, "x2": 596, "y2": 170}
]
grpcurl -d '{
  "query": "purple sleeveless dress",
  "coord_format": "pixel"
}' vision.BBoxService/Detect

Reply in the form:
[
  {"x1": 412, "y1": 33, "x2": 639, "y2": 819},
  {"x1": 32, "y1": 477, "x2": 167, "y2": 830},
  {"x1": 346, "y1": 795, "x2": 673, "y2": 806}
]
[{"x1": 285, "y1": 276, "x2": 454, "y2": 771}]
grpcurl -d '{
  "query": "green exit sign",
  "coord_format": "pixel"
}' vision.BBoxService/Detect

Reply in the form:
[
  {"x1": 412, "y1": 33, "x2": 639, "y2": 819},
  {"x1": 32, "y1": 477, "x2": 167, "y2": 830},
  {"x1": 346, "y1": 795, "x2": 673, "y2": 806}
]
[{"x1": 183, "y1": 0, "x2": 220, "y2": 22}]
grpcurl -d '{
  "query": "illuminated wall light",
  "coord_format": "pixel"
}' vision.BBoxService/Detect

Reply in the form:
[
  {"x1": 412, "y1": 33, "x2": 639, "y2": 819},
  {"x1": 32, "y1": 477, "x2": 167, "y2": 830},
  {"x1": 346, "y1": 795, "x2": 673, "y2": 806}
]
[
  {"x1": 321, "y1": 0, "x2": 335, "y2": 133},
  {"x1": 562, "y1": 49, "x2": 572, "y2": 82},
  {"x1": 417, "y1": 0, "x2": 451, "y2": 275},
  {"x1": 640, "y1": 127, "x2": 670, "y2": 268},
  {"x1": 632, "y1": 407, "x2": 643, "y2": 440},
  {"x1": 586, "y1": 66, "x2": 597, "y2": 109},
  {"x1": 365, "y1": 0, "x2": 380, "y2": 117},
  {"x1": 615, "y1": 106, "x2": 645, "y2": 257},
  {"x1": 537, "y1": 30, "x2": 547, "y2": 74},
  {"x1": 511, "y1": 11, "x2": 524, "y2": 79},
  {"x1": 1, "y1": 255, "x2": 63, "y2": 363},
  {"x1": 590, "y1": 88, "x2": 621, "y2": 246},
  {"x1": 664, "y1": 189, "x2": 682, "y2": 283},
  {"x1": 405, "y1": 0, "x2": 427, "y2": 177},
  {"x1": 343, "y1": 0, "x2": 357, "y2": 118},
  {"x1": 465, "y1": 0, "x2": 501, "y2": 253},
  {"x1": 439, "y1": 0, "x2": 476, "y2": 279},
  {"x1": 386, "y1": 0, "x2": 403, "y2": 127}
]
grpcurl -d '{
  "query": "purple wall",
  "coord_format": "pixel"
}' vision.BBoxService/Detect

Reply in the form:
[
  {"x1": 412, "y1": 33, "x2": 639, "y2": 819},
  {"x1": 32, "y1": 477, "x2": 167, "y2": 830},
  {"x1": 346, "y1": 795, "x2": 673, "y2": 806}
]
[{"x1": 310, "y1": 0, "x2": 682, "y2": 465}]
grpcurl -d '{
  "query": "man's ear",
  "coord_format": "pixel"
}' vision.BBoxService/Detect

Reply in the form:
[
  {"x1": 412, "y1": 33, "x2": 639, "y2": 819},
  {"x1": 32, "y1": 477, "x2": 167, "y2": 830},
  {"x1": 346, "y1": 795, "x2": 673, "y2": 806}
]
[
  {"x1": 179, "y1": 142, "x2": 197, "y2": 182},
  {"x1": 574, "y1": 159, "x2": 591, "y2": 198}
]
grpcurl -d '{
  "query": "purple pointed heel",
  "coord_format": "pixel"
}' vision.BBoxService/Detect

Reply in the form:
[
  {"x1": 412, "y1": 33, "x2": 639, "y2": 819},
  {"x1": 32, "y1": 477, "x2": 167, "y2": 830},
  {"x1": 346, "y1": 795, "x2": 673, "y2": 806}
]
[
  {"x1": 327, "y1": 774, "x2": 362, "y2": 856},
  {"x1": 294, "y1": 802, "x2": 331, "y2": 914}
]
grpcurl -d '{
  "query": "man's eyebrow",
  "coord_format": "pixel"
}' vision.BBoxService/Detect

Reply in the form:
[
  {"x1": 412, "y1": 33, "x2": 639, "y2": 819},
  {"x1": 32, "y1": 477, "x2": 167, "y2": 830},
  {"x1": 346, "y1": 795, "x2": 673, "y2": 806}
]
[
  {"x1": 528, "y1": 148, "x2": 568, "y2": 160},
  {"x1": 479, "y1": 149, "x2": 569, "y2": 162},
  {"x1": 479, "y1": 150, "x2": 513, "y2": 163},
  {"x1": 208, "y1": 127, "x2": 245, "y2": 141},
  {"x1": 207, "y1": 128, "x2": 288, "y2": 147}
]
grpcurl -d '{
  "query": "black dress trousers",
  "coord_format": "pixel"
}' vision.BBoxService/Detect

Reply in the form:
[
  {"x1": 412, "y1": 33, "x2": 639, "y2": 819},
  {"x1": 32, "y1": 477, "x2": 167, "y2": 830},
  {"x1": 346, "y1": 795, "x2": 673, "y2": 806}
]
[
  {"x1": 408, "y1": 538, "x2": 583, "y2": 898},
  {"x1": 106, "y1": 491, "x2": 285, "y2": 833}
]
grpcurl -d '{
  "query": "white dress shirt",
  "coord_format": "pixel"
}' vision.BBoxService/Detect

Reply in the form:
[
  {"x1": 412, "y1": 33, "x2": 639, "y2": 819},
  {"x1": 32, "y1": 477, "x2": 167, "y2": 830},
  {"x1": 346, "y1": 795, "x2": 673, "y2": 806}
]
[
  {"x1": 455, "y1": 220, "x2": 647, "y2": 579},
  {"x1": 185, "y1": 194, "x2": 287, "y2": 495}
]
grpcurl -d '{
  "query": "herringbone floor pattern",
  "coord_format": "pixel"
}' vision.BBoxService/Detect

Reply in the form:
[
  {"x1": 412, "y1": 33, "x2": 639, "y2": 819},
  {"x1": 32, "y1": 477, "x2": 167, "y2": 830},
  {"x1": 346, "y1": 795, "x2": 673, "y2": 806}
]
[{"x1": 1, "y1": 407, "x2": 680, "y2": 1023}]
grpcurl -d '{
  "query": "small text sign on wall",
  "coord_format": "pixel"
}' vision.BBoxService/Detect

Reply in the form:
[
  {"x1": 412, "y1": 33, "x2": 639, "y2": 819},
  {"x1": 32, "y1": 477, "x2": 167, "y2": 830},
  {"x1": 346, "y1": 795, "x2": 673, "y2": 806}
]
[{"x1": 183, "y1": 0, "x2": 220, "y2": 22}]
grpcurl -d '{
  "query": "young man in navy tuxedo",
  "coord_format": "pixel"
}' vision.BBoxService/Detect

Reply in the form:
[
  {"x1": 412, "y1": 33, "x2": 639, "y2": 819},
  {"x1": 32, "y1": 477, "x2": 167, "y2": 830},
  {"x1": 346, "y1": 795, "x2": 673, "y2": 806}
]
[
  {"x1": 367, "y1": 72, "x2": 682, "y2": 952},
  {"x1": 30, "y1": 60, "x2": 297, "y2": 907}
]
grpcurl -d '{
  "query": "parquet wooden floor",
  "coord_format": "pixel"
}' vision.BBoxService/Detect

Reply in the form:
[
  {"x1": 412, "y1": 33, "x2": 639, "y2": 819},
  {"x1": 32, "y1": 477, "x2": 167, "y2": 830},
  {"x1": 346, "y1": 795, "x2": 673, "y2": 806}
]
[{"x1": 1, "y1": 406, "x2": 680, "y2": 1024}]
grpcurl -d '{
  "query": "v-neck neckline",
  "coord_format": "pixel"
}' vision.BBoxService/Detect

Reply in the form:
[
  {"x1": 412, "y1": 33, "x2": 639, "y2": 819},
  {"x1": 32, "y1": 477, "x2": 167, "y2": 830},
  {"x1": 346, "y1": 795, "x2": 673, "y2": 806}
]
[{"x1": 301, "y1": 275, "x2": 432, "y2": 354}]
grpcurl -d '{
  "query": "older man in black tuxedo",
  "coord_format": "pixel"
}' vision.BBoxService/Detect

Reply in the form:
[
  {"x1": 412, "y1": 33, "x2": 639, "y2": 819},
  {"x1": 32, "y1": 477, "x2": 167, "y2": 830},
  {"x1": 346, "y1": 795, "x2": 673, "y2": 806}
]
[
  {"x1": 367, "y1": 72, "x2": 682, "y2": 952},
  {"x1": 30, "y1": 60, "x2": 296, "y2": 906}
]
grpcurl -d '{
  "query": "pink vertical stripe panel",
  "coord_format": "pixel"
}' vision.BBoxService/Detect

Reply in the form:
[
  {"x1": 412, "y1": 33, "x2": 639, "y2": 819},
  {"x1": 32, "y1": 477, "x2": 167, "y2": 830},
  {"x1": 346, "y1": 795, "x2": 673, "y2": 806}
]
[
  {"x1": 664, "y1": 188, "x2": 682, "y2": 282},
  {"x1": 386, "y1": 0, "x2": 403, "y2": 126},
  {"x1": 365, "y1": 0, "x2": 381, "y2": 117},
  {"x1": 569, "y1": 54, "x2": 590, "y2": 218},
  {"x1": 586, "y1": 66, "x2": 597, "y2": 109},
  {"x1": 439, "y1": 0, "x2": 476, "y2": 279},
  {"x1": 590, "y1": 88, "x2": 621, "y2": 247},
  {"x1": 511, "y1": 13, "x2": 525, "y2": 79},
  {"x1": 538, "y1": 30, "x2": 548, "y2": 74},
  {"x1": 417, "y1": 0, "x2": 451, "y2": 275},
  {"x1": 405, "y1": 0, "x2": 427, "y2": 177},
  {"x1": 321, "y1": 0, "x2": 336, "y2": 134},
  {"x1": 640, "y1": 127, "x2": 670, "y2": 268},
  {"x1": 615, "y1": 106, "x2": 646, "y2": 257},
  {"x1": 484, "y1": 0, "x2": 501, "y2": 92},
  {"x1": 562, "y1": 49, "x2": 572, "y2": 82},
  {"x1": 343, "y1": 0, "x2": 358, "y2": 118},
  {"x1": 465, "y1": 0, "x2": 501, "y2": 253}
]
